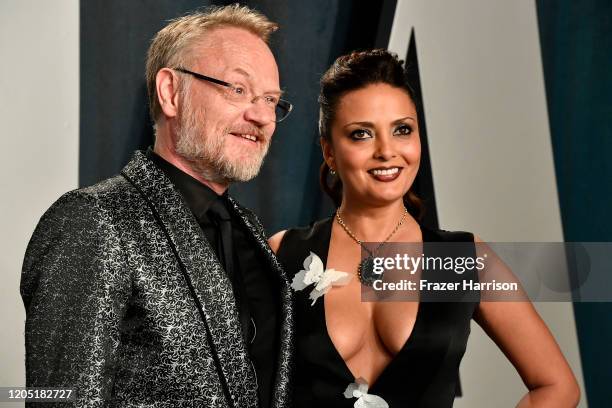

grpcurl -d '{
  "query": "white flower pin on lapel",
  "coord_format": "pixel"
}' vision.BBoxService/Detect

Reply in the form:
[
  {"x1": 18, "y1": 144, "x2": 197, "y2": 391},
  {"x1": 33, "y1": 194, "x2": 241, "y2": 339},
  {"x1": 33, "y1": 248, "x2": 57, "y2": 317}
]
[
  {"x1": 343, "y1": 378, "x2": 389, "y2": 408},
  {"x1": 290, "y1": 252, "x2": 352, "y2": 305}
]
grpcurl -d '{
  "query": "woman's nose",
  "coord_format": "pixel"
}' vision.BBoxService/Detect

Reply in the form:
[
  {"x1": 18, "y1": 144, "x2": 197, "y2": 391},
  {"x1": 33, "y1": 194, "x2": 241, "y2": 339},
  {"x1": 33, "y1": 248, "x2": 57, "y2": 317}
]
[{"x1": 373, "y1": 134, "x2": 396, "y2": 160}]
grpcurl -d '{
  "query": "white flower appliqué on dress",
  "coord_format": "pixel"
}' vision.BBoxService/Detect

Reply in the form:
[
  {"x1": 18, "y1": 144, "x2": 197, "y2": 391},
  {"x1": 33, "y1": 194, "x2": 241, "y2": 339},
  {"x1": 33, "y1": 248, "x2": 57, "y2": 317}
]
[
  {"x1": 343, "y1": 377, "x2": 389, "y2": 408},
  {"x1": 290, "y1": 252, "x2": 352, "y2": 305}
]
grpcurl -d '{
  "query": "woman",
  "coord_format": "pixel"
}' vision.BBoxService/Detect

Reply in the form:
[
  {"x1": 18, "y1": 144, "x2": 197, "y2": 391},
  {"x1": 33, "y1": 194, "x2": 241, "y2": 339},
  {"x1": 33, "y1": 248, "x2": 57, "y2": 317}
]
[{"x1": 269, "y1": 50, "x2": 579, "y2": 407}]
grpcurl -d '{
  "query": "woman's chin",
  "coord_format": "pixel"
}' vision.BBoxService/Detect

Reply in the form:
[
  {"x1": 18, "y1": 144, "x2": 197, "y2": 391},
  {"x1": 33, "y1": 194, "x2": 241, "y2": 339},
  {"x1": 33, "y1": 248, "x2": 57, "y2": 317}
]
[
  {"x1": 354, "y1": 193, "x2": 408, "y2": 208},
  {"x1": 343, "y1": 183, "x2": 411, "y2": 208}
]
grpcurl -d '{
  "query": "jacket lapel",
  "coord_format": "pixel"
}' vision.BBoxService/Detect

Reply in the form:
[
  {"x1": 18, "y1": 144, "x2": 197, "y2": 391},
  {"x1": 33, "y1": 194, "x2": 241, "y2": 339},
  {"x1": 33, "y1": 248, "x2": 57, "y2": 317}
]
[
  {"x1": 121, "y1": 151, "x2": 258, "y2": 407},
  {"x1": 227, "y1": 198, "x2": 295, "y2": 408}
]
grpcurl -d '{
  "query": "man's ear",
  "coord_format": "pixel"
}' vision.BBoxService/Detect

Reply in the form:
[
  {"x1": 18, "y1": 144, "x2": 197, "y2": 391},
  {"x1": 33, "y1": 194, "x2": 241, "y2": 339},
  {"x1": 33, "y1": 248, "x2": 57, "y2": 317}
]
[
  {"x1": 320, "y1": 137, "x2": 336, "y2": 170},
  {"x1": 156, "y1": 68, "x2": 181, "y2": 118}
]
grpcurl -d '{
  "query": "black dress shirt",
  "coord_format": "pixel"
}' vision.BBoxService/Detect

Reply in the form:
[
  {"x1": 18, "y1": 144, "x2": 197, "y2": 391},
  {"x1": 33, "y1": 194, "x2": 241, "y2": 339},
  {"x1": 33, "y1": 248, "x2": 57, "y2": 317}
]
[{"x1": 147, "y1": 149, "x2": 279, "y2": 408}]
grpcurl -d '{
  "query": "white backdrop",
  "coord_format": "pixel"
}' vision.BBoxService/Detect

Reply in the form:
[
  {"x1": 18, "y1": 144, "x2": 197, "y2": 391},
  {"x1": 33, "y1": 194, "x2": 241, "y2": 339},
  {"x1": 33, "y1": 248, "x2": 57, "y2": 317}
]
[
  {"x1": 0, "y1": 2, "x2": 79, "y2": 407},
  {"x1": 389, "y1": 0, "x2": 586, "y2": 406}
]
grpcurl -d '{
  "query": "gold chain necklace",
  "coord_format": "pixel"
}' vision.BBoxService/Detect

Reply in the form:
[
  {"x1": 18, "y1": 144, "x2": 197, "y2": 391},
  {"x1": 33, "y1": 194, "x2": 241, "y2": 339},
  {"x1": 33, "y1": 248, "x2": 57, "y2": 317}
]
[{"x1": 335, "y1": 207, "x2": 409, "y2": 285}]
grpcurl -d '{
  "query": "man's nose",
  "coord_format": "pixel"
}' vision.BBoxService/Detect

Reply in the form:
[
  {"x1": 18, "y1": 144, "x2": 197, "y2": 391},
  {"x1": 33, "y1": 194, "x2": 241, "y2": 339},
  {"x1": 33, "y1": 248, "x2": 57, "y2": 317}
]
[{"x1": 243, "y1": 98, "x2": 275, "y2": 126}]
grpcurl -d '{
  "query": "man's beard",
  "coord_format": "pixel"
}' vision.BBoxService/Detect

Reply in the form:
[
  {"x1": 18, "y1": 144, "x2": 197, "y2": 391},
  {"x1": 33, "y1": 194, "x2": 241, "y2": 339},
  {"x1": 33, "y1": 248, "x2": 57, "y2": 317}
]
[{"x1": 174, "y1": 96, "x2": 270, "y2": 184}]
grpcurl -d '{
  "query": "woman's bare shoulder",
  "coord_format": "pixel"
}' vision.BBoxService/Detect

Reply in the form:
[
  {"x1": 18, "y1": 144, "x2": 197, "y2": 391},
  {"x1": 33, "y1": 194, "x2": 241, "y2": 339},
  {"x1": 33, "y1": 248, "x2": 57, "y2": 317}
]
[{"x1": 268, "y1": 230, "x2": 287, "y2": 254}]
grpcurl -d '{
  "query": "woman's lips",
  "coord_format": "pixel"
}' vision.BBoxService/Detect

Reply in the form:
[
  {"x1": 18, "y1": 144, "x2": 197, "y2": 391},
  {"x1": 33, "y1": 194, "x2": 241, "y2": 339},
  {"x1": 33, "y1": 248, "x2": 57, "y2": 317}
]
[{"x1": 368, "y1": 166, "x2": 402, "y2": 182}]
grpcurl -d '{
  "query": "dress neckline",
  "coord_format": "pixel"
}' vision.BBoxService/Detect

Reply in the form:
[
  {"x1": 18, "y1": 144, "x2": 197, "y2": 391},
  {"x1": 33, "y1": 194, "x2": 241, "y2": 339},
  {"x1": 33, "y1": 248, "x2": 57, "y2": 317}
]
[{"x1": 313, "y1": 216, "x2": 433, "y2": 390}]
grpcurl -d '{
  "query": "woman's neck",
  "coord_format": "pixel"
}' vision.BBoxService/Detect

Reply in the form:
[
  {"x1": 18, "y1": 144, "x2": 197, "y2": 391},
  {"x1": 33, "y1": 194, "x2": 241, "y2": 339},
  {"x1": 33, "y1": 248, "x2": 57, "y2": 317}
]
[{"x1": 337, "y1": 199, "x2": 412, "y2": 242}]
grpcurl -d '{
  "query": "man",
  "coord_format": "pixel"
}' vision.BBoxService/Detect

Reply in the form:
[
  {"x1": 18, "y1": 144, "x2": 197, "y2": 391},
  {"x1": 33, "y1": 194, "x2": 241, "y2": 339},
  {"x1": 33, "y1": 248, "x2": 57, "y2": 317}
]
[{"x1": 21, "y1": 5, "x2": 293, "y2": 407}]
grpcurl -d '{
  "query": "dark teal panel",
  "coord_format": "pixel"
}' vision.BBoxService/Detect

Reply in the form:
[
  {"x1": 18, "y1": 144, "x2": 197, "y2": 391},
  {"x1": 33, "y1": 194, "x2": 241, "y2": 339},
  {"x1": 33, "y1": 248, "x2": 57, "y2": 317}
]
[
  {"x1": 80, "y1": 0, "x2": 395, "y2": 234},
  {"x1": 536, "y1": 1, "x2": 612, "y2": 405}
]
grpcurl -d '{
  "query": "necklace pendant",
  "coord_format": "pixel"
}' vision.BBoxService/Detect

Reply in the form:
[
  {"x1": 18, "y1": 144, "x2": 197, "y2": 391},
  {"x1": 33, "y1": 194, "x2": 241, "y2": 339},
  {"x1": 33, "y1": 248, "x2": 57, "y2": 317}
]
[
  {"x1": 358, "y1": 256, "x2": 379, "y2": 286},
  {"x1": 336, "y1": 208, "x2": 408, "y2": 287}
]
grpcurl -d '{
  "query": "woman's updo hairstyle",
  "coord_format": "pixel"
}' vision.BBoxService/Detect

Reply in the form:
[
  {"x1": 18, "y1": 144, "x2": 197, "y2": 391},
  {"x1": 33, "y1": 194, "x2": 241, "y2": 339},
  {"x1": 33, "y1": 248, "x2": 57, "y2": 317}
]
[{"x1": 318, "y1": 49, "x2": 423, "y2": 219}]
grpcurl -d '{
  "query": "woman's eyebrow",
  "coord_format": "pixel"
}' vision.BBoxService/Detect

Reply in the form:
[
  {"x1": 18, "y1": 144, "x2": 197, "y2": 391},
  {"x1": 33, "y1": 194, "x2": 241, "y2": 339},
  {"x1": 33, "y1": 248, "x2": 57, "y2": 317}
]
[
  {"x1": 393, "y1": 116, "x2": 416, "y2": 124},
  {"x1": 343, "y1": 116, "x2": 416, "y2": 128},
  {"x1": 342, "y1": 121, "x2": 374, "y2": 129}
]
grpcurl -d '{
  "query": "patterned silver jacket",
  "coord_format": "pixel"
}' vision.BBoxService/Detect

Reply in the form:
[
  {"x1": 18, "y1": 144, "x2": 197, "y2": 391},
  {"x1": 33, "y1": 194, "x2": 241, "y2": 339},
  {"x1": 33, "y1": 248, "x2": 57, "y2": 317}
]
[{"x1": 21, "y1": 151, "x2": 294, "y2": 407}]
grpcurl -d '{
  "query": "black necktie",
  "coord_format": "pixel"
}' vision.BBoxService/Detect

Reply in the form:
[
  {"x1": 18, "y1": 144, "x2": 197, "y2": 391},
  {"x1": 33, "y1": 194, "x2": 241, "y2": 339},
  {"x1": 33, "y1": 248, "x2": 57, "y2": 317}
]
[{"x1": 207, "y1": 197, "x2": 251, "y2": 344}]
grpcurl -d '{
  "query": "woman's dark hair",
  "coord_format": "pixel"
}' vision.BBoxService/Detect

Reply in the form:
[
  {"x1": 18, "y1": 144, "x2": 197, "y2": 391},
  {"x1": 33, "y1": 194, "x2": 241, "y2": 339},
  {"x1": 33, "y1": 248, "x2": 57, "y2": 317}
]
[{"x1": 318, "y1": 49, "x2": 424, "y2": 219}]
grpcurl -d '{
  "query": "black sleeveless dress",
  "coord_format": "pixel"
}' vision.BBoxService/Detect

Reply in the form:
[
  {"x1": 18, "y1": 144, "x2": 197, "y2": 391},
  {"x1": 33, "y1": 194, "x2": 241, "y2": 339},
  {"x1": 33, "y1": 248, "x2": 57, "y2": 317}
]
[{"x1": 276, "y1": 218, "x2": 480, "y2": 408}]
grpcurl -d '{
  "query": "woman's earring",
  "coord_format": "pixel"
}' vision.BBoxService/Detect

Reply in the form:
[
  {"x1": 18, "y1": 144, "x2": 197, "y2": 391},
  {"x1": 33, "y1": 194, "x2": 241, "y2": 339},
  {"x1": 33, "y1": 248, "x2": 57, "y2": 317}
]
[{"x1": 329, "y1": 168, "x2": 336, "y2": 176}]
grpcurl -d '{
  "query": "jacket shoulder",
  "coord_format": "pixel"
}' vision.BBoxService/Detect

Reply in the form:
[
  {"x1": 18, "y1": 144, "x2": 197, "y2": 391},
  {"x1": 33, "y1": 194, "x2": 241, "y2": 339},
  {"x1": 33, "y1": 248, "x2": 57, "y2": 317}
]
[
  {"x1": 43, "y1": 174, "x2": 141, "y2": 220},
  {"x1": 23, "y1": 174, "x2": 140, "y2": 270}
]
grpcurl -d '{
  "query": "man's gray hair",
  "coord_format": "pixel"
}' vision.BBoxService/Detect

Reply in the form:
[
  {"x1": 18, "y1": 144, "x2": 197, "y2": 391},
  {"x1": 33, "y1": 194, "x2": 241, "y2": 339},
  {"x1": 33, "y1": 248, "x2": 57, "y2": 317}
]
[{"x1": 145, "y1": 4, "x2": 278, "y2": 122}]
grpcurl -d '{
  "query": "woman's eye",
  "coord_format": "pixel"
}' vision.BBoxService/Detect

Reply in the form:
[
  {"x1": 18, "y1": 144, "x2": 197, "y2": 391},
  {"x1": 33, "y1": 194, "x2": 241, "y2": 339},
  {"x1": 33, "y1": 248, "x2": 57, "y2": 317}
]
[
  {"x1": 395, "y1": 124, "x2": 412, "y2": 136},
  {"x1": 349, "y1": 129, "x2": 372, "y2": 140}
]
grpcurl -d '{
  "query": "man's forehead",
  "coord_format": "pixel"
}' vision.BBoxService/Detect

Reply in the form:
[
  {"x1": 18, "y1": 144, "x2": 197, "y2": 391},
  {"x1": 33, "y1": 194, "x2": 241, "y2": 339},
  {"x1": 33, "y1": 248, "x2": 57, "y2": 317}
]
[
  {"x1": 189, "y1": 29, "x2": 279, "y2": 89},
  {"x1": 191, "y1": 28, "x2": 275, "y2": 68}
]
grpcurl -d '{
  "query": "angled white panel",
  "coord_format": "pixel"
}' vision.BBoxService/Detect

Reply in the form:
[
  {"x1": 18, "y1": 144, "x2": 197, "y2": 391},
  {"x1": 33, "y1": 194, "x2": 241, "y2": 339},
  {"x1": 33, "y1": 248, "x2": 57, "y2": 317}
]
[{"x1": 389, "y1": 0, "x2": 585, "y2": 406}]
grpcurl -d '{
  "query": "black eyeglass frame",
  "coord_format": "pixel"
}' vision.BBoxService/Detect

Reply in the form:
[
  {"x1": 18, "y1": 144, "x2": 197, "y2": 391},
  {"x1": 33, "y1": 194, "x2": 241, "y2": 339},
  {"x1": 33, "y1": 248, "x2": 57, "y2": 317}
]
[{"x1": 173, "y1": 67, "x2": 293, "y2": 123}]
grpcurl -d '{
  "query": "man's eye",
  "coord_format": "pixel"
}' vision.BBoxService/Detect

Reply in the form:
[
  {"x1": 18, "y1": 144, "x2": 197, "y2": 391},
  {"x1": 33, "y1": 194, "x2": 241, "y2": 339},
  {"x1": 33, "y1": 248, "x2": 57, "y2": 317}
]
[
  {"x1": 231, "y1": 85, "x2": 246, "y2": 96},
  {"x1": 395, "y1": 124, "x2": 412, "y2": 135},
  {"x1": 264, "y1": 95, "x2": 279, "y2": 106},
  {"x1": 349, "y1": 129, "x2": 372, "y2": 140}
]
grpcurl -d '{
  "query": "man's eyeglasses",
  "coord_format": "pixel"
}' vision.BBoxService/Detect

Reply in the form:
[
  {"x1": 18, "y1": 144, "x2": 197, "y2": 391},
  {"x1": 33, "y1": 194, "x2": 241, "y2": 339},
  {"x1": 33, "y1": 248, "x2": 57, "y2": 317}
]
[{"x1": 173, "y1": 67, "x2": 293, "y2": 123}]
